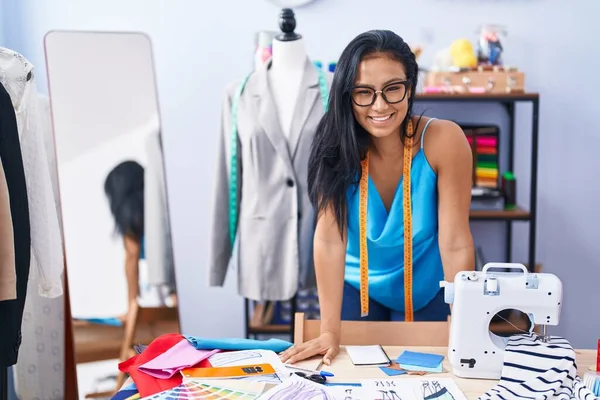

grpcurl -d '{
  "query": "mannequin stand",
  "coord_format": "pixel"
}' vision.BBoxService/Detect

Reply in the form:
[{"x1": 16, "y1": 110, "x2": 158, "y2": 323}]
[
  {"x1": 1, "y1": 366, "x2": 7, "y2": 400},
  {"x1": 244, "y1": 296, "x2": 297, "y2": 342}
]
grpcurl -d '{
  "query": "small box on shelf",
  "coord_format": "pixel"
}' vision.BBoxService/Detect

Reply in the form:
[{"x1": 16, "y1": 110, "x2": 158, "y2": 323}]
[{"x1": 423, "y1": 66, "x2": 525, "y2": 95}]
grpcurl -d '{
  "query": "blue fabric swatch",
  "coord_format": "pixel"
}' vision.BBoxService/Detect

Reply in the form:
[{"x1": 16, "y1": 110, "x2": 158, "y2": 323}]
[
  {"x1": 77, "y1": 317, "x2": 122, "y2": 327},
  {"x1": 184, "y1": 336, "x2": 293, "y2": 353},
  {"x1": 399, "y1": 362, "x2": 443, "y2": 372},
  {"x1": 380, "y1": 367, "x2": 407, "y2": 376},
  {"x1": 110, "y1": 382, "x2": 138, "y2": 399},
  {"x1": 397, "y1": 350, "x2": 444, "y2": 368}
]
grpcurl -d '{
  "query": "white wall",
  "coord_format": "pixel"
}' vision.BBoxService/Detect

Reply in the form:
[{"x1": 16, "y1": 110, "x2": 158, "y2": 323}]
[
  {"x1": 4, "y1": 0, "x2": 600, "y2": 347},
  {"x1": 0, "y1": 5, "x2": 4, "y2": 45}
]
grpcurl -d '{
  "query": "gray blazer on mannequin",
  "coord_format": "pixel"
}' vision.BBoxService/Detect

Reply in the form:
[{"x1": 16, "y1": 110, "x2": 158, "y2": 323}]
[{"x1": 209, "y1": 58, "x2": 332, "y2": 301}]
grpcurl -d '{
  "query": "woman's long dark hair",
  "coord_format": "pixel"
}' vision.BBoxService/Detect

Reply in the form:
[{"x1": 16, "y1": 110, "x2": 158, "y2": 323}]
[
  {"x1": 307, "y1": 29, "x2": 419, "y2": 236},
  {"x1": 104, "y1": 160, "x2": 144, "y2": 241}
]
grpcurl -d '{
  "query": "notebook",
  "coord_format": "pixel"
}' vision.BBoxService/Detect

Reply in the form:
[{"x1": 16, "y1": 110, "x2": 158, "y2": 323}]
[{"x1": 346, "y1": 345, "x2": 391, "y2": 367}]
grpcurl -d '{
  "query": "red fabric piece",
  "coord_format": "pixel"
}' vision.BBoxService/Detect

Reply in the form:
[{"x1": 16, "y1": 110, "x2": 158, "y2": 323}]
[{"x1": 118, "y1": 333, "x2": 185, "y2": 397}]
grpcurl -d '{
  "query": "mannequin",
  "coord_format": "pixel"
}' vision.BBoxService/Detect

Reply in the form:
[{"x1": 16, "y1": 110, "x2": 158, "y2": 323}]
[
  {"x1": 268, "y1": 8, "x2": 307, "y2": 138},
  {"x1": 210, "y1": 8, "x2": 332, "y2": 305}
]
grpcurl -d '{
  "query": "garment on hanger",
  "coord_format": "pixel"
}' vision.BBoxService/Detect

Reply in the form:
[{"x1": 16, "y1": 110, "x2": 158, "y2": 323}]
[
  {"x1": 0, "y1": 47, "x2": 64, "y2": 299},
  {"x1": 144, "y1": 129, "x2": 175, "y2": 293},
  {"x1": 478, "y1": 333, "x2": 599, "y2": 400},
  {"x1": 13, "y1": 94, "x2": 65, "y2": 400},
  {"x1": 209, "y1": 58, "x2": 331, "y2": 301},
  {"x1": 0, "y1": 158, "x2": 16, "y2": 301},
  {"x1": 0, "y1": 79, "x2": 31, "y2": 367}
]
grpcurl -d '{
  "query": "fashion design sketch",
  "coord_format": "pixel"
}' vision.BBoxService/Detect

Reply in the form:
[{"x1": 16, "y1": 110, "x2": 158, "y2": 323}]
[
  {"x1": 361, "y1": 378, "x2": 467, "y2": 400},
  {"x1": 260, "y1": 375, "x2": 336, "y2": 400},
  {"x1": 423, "y1": 380, "x2": 455, "y2": 400}
]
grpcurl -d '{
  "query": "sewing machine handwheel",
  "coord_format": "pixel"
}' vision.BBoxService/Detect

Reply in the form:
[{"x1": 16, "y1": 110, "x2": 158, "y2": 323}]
[{"x1": 482, "y1": 262, "x2": 528, "y2": 275}]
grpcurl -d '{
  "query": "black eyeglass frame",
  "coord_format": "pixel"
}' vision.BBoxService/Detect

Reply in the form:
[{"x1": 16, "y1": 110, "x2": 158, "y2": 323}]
[{"x1": 350, "y1": 80, "x2": 411, "y2": 107}]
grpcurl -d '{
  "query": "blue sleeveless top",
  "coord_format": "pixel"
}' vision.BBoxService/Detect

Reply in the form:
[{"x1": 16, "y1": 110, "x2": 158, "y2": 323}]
[{"x1": 344, "y1": 118, "x2": 443, "y2": 312}]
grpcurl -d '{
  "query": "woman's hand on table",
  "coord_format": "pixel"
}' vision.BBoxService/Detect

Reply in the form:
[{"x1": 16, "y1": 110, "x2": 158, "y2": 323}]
[{"x1": 279, "y1": 331, "x2": 340, "y2": 365}]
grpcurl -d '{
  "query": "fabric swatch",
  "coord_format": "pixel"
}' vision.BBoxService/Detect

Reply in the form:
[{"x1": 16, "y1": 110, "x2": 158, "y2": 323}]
[
  {"x1": 118, "y1": 333, "x2": 185, "y2": 397},
  {"x1": 184, "y1": 336, "x2": 292, "y2": 353},
  {"x1": 110, "y1": 382, "x2": 139, "y2": 400},
  {"x1": 138, "y1": 338, "x2": 220, "y2": 378},
  {"x1": 479, "y1": 333, "x2": 598, "y2": 400},
  {"x1": 380, "y1": 367, "x2": 407, "y2": 376},
  {"x1": 397, "y1": 350, "x2": 444, "y2": 368},
  {"x1": 399, "y1": 362, "x2": 443, "y2": 373},
  {"x1": 76, "y1": 317, "x2": 122, "y2": 326}
]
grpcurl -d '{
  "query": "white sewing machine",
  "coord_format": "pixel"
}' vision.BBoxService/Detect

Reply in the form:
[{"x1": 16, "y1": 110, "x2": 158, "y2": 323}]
[{"x1": 440, "y1": 262, "x2": 563, "y2": 379}]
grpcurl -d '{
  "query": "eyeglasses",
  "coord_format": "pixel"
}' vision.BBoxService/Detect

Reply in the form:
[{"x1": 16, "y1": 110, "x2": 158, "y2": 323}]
[
  {"x1": 293, "y1": 372, "x2": 327, "y2": 385},
  {"x1": 351, "y1": 80, "x2": 410, "y2": 107}
]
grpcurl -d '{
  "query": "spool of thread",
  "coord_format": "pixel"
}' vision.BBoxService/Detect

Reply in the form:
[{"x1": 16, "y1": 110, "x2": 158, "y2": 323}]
[
  {"x1": 597, "y1": 338, "x2": 600, "y2": 372},
  {"x1": 255, "y1": 31, "x2": 274, "y2": 69},
  {"x1": 502, "y1": 171, "x2": 516, "y2": 210}
]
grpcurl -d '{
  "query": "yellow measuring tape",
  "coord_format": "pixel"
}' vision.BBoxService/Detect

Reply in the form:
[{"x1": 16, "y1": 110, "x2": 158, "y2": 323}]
[{"x1": 359, "y1": 120, "x2": 415, "y2": 321}]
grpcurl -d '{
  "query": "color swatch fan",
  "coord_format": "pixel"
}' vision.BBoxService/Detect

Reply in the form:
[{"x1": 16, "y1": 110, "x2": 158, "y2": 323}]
[{"x1": 142, "y1": 380, "x2": 266, "y2": 399}]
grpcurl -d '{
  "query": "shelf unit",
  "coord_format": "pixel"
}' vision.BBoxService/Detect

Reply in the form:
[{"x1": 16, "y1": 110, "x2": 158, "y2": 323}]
[
  {"x1": 244, "y1": 92, "x2": 540, "y2": 340},
  {"x1": 416, "y1": 92, "x2": 540, "y2": 269}
]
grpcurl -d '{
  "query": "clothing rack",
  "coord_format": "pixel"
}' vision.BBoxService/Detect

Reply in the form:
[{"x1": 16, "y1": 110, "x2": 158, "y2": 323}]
[{"x1": 1, "y1": 366, "x2": 7, "y2": 400}]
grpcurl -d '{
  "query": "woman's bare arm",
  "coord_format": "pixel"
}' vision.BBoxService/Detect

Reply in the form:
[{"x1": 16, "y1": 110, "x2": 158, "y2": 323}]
[
  {"x1": 124, "y1": 235, "x2": 141, "y2": 304},
  {"x1": 314, "y1": 206, "x2": 347, "y2": 338},
  {"x1": 429, "y1": 120, "x2": 475, "y2": 281},
  {"x1": 279, "y1": 206, "x2": 347, "y2": 364}
]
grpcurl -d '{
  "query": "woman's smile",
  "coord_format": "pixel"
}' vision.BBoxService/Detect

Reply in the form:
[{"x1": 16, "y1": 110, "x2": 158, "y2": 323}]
[{"x1": 368, "y1": 112, "x2": 396, "y2": 126}]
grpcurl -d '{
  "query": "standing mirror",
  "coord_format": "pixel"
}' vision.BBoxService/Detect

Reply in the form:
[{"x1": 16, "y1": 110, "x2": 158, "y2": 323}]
[{"x1": 44, "y1": 31, "x2": 180, "y2": 397}]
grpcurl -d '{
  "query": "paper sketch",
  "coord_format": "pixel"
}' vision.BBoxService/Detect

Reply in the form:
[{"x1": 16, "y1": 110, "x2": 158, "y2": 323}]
[
  {"x1": 422, "y1": 380, "x2": 455, "y2": 400},
  {"x1": 209, "y1": 350, "x2": 264, "y2": 366},
  {"x1": 360, "y1": 378, "x2": 467, "y2": 400},
  {"x1": 419, "y1": 379, "x2": 466, "y2": 400},
  {"x1": 145, "y1": 379, "x2": 266, "y2": 399},
  {"x1": 325, "y1": 385, "x2": 364, "y2": 400},
  {"x1": 204, "y1": 350, "x2": 287, "y2": 384},
  {"x1": 259, "y1": 375, "x2": 337, "y2": 400},
  {"x1": 362, "y1": 379, "x2": 404, "y2": 400}
]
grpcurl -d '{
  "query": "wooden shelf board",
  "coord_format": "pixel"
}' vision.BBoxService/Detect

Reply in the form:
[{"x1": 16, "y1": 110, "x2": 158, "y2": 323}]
[
  {"x1": 73, "y1": 319, "x2": 178, "y2": 364},
  {"x1": 470, "y1": 206, "x2": 530, "y2": 220},
  {"x1": 415, "y1": 92, "x2": 539, "y2": 101},
  {"x1": 248, "y1": 324, "x2": 291, "y2": 334},
  {"x1": 250, "y1": 321, "x2": 530, "y2": 338},
  {"x1": 251, "y1": 313, "x2": 535, "y2": 338}
]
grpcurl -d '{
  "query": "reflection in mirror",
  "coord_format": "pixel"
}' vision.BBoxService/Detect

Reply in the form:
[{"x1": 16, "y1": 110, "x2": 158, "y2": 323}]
[{"x1": 44, "y1": 31, "x2": 179, "y2": 397}]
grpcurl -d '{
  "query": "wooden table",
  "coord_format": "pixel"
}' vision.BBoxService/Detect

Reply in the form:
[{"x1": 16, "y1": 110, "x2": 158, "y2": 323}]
[
  {"x1": 292, "y1": 346, "x2": 597, "y2": 399},
  {"x1": 120, "y1": 346, "x2": 596, "y2": 399}
]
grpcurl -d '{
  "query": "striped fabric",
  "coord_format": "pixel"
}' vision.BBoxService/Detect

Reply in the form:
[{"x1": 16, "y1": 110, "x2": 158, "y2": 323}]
[{"x1": 479, "y1": 333, "x2": 599, "y2": 400}]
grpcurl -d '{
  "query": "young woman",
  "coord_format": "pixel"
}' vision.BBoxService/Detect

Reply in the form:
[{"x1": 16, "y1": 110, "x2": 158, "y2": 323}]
[
  {"x1": 104, "y1": 160, "x2": 145, "y2": 322},
  {"x1": 280, "y1": 30, "x2": 475, "y2": 365}
]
